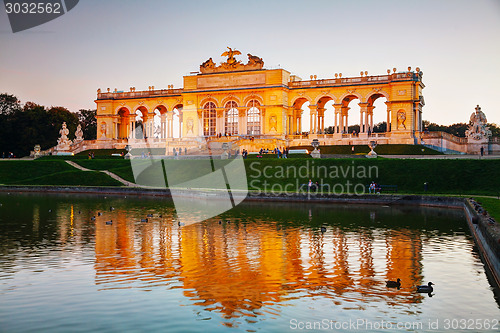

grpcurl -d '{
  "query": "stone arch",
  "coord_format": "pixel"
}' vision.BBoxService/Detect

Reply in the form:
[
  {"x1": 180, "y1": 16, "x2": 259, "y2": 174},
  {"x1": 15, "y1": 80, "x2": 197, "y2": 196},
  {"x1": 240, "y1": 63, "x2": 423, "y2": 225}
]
[
  {"x1": 291, "y1": 96, "x2": 312, "y2": 134},
  {"x1": 202, "y1": 101, "x2": 217, "y2": 136},
  {"x1": 115, "y1": 105, "x2": 131, "y2": 115},
  {"x1": 134, "y1": 106, "x2": 149, "y2": 139},
  {"x1": 172, "y1": 103, "x2": 183, "y2": 111},
  {"x1": 243, "y1": 93, "x2": 264, "y2": 106},
  {"x1": 291, "y1": 95, "x2": 312, "y2": 108},
  {"x1": 339, "y1": 92, "x2": 363, "y2": 106},
  {"x1": 172, "y1": 103, "x2": 183, "y2": 138},
  {"x1": 338, "y1": 93, "x2": 362, "y2": 135},
  {"x1": 365, "y1": 92, "x2": 390, "y2": 133},
  {"x1": 117, "y1": 107, "x2": 130, "y2": 139},
  {"x1": 246, "y1": 99, "x2": 262, "y2": 135},
  {"x1": 199, "y1": 96, "x2": 219, "y2": 108},
  {"x1": 224, "y1": 101, "x2": 239, "y2": 135},
  {"x1": 153, "y1": 105, "x2": 168, "y2": 114},
  {"x1": 221, "y1": 95, "x2": 241, "y2": 106},
  {"x1": 315, "y1": 95, "x2": 336, "y2": 134},
  {"x1": 133, "y1": 104, "x2": 150, "y2": 114},
  {"x1": 365, "y1": 90, "x2": 390, "y2": 104},
  {"x1": 314, "y1": 94, "x2": 336, "y2": 107}
]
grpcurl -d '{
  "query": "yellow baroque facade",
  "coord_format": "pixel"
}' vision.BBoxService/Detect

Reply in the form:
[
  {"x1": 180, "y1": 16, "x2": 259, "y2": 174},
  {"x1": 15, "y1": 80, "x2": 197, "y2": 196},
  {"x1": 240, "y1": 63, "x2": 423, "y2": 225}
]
[{"x1": 95, "y1": 49, "x2": 425, "y2": 151}]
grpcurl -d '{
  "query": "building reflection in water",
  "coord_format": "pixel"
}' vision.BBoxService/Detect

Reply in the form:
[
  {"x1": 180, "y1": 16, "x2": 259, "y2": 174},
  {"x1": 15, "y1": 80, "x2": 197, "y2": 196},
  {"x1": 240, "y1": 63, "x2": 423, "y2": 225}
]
[{"x1": 93, "y1": 206, "x2": 424, "y2": 320}]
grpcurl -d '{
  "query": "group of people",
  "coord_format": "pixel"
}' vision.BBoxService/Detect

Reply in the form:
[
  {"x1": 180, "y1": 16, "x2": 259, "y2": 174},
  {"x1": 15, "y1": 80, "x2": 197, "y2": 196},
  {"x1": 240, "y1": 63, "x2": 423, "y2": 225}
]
[
  {"x1": 216, "y1": 133, "x2": 232, "y2": 138},
  {"x1": 173, "y1": 147, "x2": 187, "y2": 156},
  {"x1": 87, "y1": 152, "x2": 95, "y2": 159},
  {"x1": 369, "y1": 181, "x2": 382, "y2": 194},
  {"x1": 2, "y1": 152, "x2": 15, "y2": 159},
  {"x1": 307, "y1": 179, "x2": 321, "y2": 192},
  {"x1": 241, "y1": 149, "x2": 249, "y2": 158},
  {"x1": 257, "y1": 147, "x2": 289, "y2": 158}
]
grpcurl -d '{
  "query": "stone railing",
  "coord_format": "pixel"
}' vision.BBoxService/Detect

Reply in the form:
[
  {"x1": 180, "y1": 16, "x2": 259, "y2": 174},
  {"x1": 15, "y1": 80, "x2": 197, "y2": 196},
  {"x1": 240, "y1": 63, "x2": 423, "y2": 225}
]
[
  {"x1": 289, "y1": 72, "x2": 421, "y2": 88},
  {"x1": 421, "y1": 131, "x2": 467, "y2": 144},
  {"x1": 97, "y1": 88, "x2": 183, "y2": 100}
]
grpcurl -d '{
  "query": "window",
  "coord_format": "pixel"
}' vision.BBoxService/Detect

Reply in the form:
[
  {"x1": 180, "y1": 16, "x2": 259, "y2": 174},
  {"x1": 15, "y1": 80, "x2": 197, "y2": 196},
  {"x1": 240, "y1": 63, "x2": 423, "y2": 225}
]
[
  {"x1": 203, "y1": 102, "x2": 216, "y2": 136},
  {"x1": 225, "y1": 101, "x2": 239, "y2": 135},
  {"x1": 247, "y1": 100, "x2": 261, "y2": 135}
]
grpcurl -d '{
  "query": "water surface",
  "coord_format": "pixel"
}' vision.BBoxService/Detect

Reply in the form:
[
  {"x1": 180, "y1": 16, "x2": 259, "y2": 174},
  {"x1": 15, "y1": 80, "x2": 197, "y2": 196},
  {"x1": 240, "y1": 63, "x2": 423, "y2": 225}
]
[{"x1": 0, "y1": 193, "x2": 498, "y2": 332}]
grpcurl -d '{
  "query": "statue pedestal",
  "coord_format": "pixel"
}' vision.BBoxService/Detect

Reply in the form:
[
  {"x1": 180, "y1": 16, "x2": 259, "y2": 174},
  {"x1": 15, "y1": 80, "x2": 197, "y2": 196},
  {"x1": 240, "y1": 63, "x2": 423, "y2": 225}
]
[
  {"x1": 467, "y1": 138, "x2": 489, "y2": 155},
  {"x1": 310, "y1": 149, "x2": 321, "y2": 159},
  {"x1": 98, "y1": 135, "x2": 110, "y2": 141},
  {"x1": 366, "y1": 151, "x2": 378, "y2": 158}
]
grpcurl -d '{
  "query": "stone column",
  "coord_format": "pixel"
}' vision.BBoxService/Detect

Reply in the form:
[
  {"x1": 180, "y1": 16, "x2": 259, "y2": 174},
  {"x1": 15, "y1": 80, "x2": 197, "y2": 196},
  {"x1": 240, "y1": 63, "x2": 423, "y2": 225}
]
[
  {"x1": 308, "y1": 104, "x2": 317, "y2": 134},
  {"x1": 385, "y1": 102, "x2": 391, "y2": 132},
  {"x1": 368, "y1": 106, "x2": 374, "y2": 133},
  {"x1": 359, "y1": 103, "x2": 369, "y2": 133},
  {"x1": 317, "y1": 108, "x2": 325, "y2": 133},
  {"x1": 342, "y1": 106, "x2": 350, "y2": 134},
  {"x1": 239, "y1": 109, "x2": 246, "y2": 135},
  {"x1": 130, "y1": 120, "x2": 135, "y2": 139},
  {"x1": 160, "y1": 114, "x2": 166, "y2": 138},
  {"x1": 333, "y1": 104, "x2": 343, "y2": 135}
]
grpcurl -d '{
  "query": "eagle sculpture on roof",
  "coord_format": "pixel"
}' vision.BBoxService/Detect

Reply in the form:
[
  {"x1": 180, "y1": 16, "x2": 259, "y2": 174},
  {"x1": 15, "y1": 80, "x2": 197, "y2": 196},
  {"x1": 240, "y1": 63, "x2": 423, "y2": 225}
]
[{"x1": 221, "y1": 47, "x2": 241, "y2": 65}]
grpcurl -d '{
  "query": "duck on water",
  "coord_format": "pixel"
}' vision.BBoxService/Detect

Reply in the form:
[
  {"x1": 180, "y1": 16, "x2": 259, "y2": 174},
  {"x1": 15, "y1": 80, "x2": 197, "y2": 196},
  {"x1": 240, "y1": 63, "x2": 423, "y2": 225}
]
[
  {"x1": 417, "y1": 282, "x2": 434, "y2": 293},
  {"x1": 386, "y1": 278, "x2": 401, "y2": 288}
]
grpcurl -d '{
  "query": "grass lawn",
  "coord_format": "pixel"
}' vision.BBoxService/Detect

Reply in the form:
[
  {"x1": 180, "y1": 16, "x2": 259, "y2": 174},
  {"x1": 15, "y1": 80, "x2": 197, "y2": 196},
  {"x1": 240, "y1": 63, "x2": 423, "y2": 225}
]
[
  {"x1": 0, "y1": 160, "x2": 123, "y2": 186},
  {"x1": 75, "y1": 160, "x2": 135, "y2": 182},
  {"x1": 74, "y1": 157, "x2": 500, "y2": 196},
  {"x1": 2, "y1": 157, "x2": 499, "y2": 196},
  {"x1": 475, "y1": 197, "x2": 500, "y2": 221},
  {"x1": 289, "y1": 144, "x2": 443, "y2": 155}
]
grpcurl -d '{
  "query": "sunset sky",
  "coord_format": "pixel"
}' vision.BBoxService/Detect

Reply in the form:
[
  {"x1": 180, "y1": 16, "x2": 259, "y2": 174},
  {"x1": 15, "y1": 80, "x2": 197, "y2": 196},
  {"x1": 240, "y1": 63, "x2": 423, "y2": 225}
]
[{"x1": 1, "y1": 0, "x2": 499, "y2": 129}]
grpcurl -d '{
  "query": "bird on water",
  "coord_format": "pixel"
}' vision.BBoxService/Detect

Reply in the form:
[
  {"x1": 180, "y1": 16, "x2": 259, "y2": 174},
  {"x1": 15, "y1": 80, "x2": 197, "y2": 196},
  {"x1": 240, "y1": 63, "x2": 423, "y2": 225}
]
[
  {"x1": 386, "y1": 278, "x2": 401, "y2": 288},
  {"x1": 417, "y1": 282, "x2": 434, "y2": 293}
]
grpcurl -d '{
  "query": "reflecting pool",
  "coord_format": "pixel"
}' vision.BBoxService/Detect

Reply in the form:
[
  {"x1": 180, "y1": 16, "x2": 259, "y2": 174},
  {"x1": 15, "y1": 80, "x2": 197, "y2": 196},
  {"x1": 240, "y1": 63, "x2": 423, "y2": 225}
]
[{"x1": 0, "y1": 193, "x2": 499, "y2": 332}]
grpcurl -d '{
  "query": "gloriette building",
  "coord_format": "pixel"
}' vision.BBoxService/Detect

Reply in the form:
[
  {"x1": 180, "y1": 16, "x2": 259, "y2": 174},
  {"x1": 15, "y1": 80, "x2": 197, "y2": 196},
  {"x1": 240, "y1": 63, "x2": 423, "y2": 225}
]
[{"x1": 94, "y1": 48, "x2": 425, "y2": 153}]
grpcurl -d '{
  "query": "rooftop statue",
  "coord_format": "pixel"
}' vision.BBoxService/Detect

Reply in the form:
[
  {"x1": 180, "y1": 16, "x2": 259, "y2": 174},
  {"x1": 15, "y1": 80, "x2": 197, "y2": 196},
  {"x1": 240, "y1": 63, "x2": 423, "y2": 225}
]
[
  {"x1": 200, "y1": 48, "x2": 264, "y2": 73},
  {"x1": 221, "y1": 47, "x2": 242, "y2": 66}
]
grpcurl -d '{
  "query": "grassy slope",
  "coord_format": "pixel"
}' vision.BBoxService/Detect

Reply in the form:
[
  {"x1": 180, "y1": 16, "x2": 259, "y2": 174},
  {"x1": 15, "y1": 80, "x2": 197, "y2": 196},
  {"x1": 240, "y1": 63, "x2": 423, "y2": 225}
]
[
  {"x1": 0, "y1": 161, "x2": 122, "y2": 186},
  {"x1": 290, "y1": 144, "x2": 442, "y2": 155},
  {"x1": 72, "y1": 158, "x2": 500, "y2": 196},
  {"x1": 475, "y1": 197, "x2": 500, "y2": 221}
]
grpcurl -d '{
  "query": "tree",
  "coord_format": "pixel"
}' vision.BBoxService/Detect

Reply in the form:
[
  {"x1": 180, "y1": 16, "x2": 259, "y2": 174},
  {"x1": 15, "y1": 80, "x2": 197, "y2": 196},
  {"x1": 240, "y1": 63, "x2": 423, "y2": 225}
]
[
  {"x1": 0, "y1": 95, "x2": 81, "y2": 157},
  {"x1": 0, "y1": 93, "x2": 21, "y2": 115},
  {"x1": 422, "y1": 120, "x2": 468, "y2": 137},
  {"x1": 373, "y1": 121, "x2": 387, "y2": 133},
  {"x1": 487, "y1": 123, "x2": 500, "y2": 137},
  {"x1": 78, "y1": 109, "x2": 97, "y2": 140}
]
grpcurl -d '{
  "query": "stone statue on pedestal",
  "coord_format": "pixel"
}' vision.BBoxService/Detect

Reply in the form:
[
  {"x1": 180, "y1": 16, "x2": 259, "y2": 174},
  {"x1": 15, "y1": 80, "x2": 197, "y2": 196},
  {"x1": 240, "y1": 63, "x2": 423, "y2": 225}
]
[
  {"x1": 466, "y1": 105, "x2": 492, "y2": 155},
  {"x1": 74, "y1": 124, "x2": 84, "y2": 143},
  {"x1": 56, "y1": 122, "x2": 72, "y2": 151},
  {"x1": 466, "y1": 105, "x2": 491, "y2": 141}
]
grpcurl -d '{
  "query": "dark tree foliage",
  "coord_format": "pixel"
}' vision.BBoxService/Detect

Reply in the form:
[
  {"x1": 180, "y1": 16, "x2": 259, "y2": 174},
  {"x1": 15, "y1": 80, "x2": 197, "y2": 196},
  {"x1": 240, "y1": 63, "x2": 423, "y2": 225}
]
[
  {"x1": 487, "y1": 123, "x2": 500, "y2": 137},
  {"x1": 0, "y1": 93, "x2": 21, "y2": 115},
  {"x1": 0, "y1": 94, "x2": 79, "y2": 157},
  {"x1": 324, "y1": 123, "x2": 387, "y2": 134},
  {"x1": 78, "y1": 109, "x2": 97, "y2": 140}
]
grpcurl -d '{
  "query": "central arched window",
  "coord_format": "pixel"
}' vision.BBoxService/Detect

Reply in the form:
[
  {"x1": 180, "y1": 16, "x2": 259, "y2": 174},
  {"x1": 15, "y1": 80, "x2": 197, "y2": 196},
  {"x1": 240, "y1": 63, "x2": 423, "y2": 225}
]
[
  {"x1": 203, "y1": 102, "x2": 216, "y2": 136},
  {"x1": 224, "y1": 101, "x2": 238, "y2": 135},
  {"x1": 247, "y1": 100, "x2": 261, "y2": 135}
]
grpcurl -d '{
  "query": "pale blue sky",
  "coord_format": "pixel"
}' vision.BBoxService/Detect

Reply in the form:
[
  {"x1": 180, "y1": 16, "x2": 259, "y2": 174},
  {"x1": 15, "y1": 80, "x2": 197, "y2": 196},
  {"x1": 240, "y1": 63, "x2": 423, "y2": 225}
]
[{"x1": 0, "y1": 0, "x2": 499, "y2": 127}]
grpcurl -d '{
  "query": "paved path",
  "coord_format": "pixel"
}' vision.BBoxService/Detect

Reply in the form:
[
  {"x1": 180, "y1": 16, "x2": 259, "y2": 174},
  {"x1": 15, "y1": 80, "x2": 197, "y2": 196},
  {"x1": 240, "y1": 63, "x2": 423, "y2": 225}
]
[{"x1": 65, "y1": 160, "x2": 140, "y2": 187}]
